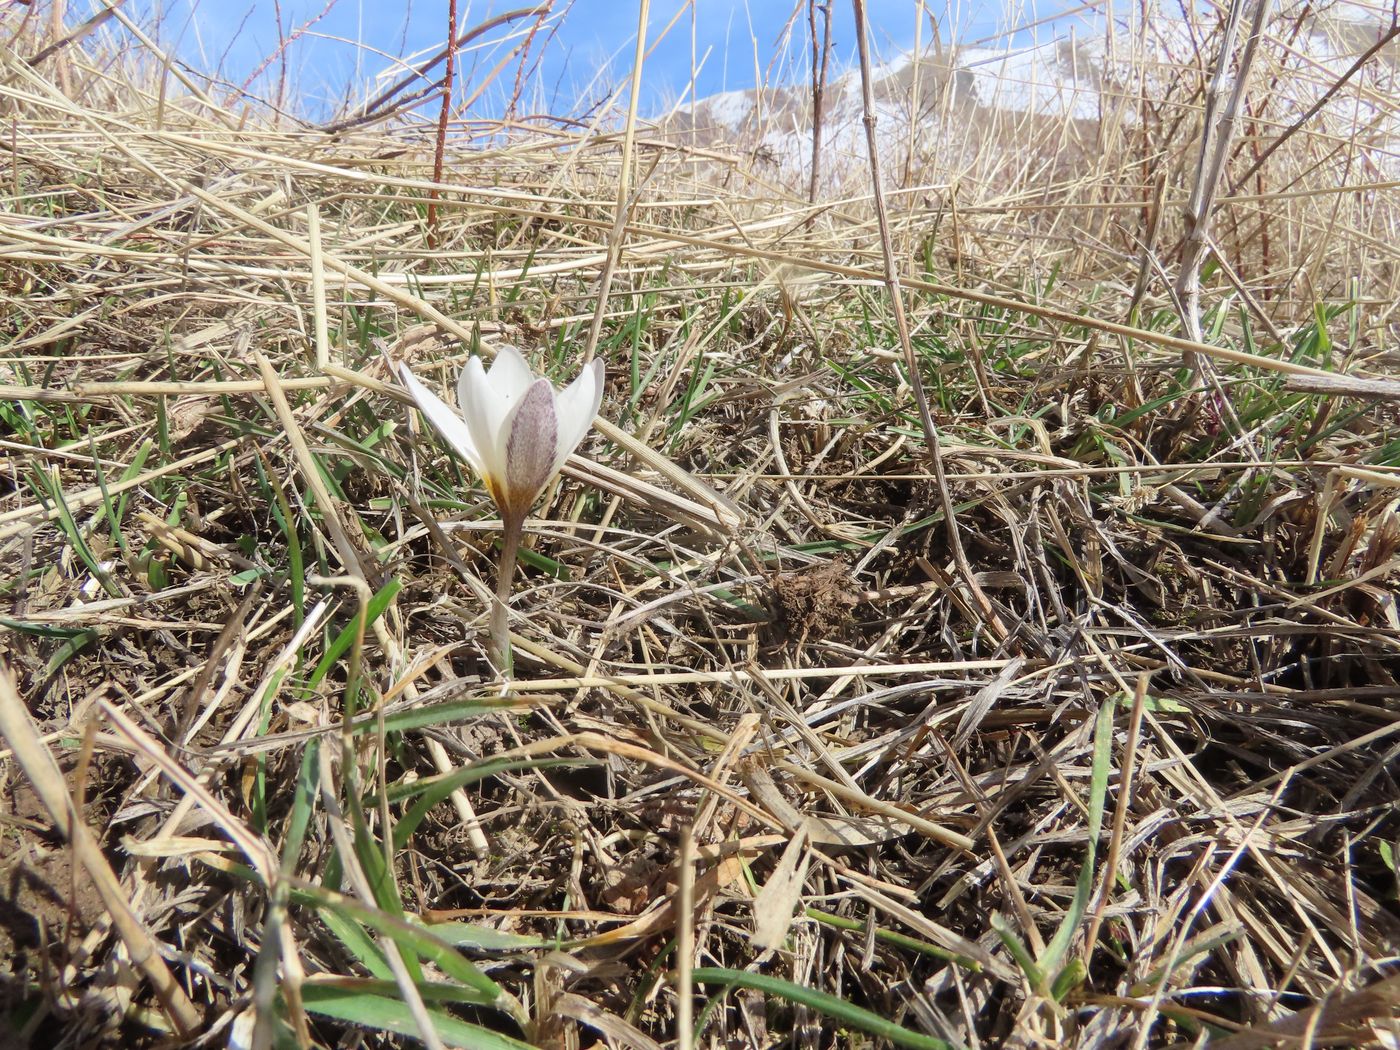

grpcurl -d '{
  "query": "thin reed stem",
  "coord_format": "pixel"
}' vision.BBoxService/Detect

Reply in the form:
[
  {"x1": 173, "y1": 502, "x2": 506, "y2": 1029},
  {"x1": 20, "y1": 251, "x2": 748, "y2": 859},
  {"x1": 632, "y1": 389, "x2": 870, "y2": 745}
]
[{"x1": 850, "y1": 0, "x2": 1008, "y2": 646}]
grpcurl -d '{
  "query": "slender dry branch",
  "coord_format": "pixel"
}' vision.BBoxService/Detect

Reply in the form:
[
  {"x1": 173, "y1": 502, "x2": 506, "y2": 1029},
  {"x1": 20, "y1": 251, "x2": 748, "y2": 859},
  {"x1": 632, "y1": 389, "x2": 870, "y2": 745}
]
[
  {"x1": 851, "y1": 0, "x2": 1008, "y2": 645},
  {"x1": 25, "y1": 3, "x2": 117, "y2": 68},
  {"x1": 321, "y1": 5, "x2": 549, "y2": 133},
  {"x1": 1175, "y1": 0, "x2": 1274, "y2": 356},
  {"x1": 427, "y1": 0, "x2": 460, "y2": 247},
  {"x1": 581, "y1": 0, "x2": 652, "y2": 364},
  {"x1": 807, "y1": 0, "x2": 833, "y2": 203},
  {"x1": 1285, "y1": 373, "x2": 1400, "y2": 400},
  {"x1": 1229, "y1": 19, "x2": 1400, "y2": 195}
]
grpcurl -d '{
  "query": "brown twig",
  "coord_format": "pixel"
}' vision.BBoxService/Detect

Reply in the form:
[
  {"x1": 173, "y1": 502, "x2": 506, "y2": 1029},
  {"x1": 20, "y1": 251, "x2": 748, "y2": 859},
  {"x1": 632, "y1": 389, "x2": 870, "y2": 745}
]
[
  {"x1": 1285, "y1": 373, "x2": 1400, "y2": 400},
  {"x1": 427, "y1": 0, "x2": 459, "y2": 248},
  {"x1": 25, "y1": 1, "x2": 119, "y2": 69},
  {"x1": 505, "y1": 3, "x2": 555, "y2": 123},
  {"x1": 807, "y1": 0, "x2": 833, "y2": 204},
  {"x1": 1229, "y1": 19, "x2": 1400, "y2": 195},
  {"x1": 237, "y1": 0, "x2": 337, "y2": 108},
  {"x1": 321, "y1": 5, "x2": 549, "y2": 134}
]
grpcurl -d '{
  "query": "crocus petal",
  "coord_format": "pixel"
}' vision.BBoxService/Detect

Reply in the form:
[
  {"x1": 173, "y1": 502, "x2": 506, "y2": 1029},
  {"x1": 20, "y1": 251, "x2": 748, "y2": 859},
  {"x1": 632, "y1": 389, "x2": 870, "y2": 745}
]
[
  {"x1": 460, "y1": 348, "x2": 536, "y2": 480},
  {"x1": 499, "y1": 378, "x2": 558, "y2": 518},
  {"x1": 485, "y1": 344, "x2": 536, "y2": 398},
  {"x1": 399, "y1": 363, "x2": 485, "y2": 474},
  {"x1": 549, "y1": 359, "x2": 605, "y2": 477},
  {"x1": 458, "y1": 355, "x2": 506, "y2": 490}
]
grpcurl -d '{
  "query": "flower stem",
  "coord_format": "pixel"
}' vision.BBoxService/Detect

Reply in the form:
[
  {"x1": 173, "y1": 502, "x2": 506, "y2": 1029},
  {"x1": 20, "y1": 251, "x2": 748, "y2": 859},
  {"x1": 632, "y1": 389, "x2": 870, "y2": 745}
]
[{"x1": 489, "y1": 514, "x2": 523, "y2": 680}]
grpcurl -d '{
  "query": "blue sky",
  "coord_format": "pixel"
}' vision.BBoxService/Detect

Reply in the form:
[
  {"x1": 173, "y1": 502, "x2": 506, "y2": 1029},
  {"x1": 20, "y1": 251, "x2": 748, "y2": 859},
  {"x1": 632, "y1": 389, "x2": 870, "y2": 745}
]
[{"x1": 133, "y1": 1, "x2": 1014, "y2": 119}]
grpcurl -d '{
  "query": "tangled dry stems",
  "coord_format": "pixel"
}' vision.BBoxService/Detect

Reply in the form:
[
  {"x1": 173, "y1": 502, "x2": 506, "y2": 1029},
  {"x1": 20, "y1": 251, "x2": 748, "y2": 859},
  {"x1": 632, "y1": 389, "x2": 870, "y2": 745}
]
[{"x1": 1, "y1": 1, "x2": 1398, "y2": 1047}]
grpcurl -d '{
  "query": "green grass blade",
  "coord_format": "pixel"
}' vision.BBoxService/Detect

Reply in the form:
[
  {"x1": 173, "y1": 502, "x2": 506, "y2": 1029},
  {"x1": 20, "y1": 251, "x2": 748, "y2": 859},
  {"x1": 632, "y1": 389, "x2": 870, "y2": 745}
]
[
  {"x1": 989, "y1": 911, "x2": 1043, "y2": 988},
  {"x1": 42, "y1": 628, "x2": 101, "y2": 678},
  {"x1": 318, "y1": 909, "x2": 394, "y2": 981},
  {"x1": 28, "y1": 467, "x2": 120, "y2": 598},
  {"x1": 300, "y1": 578, "x2": 402, "y2": 699},
  {"x1": 375, "y1": 696, "x2": 535, "y2": 738},
  {"x1": 803, "y1": 908, "x2": 981, "y2": 970},
  {"x1": 256, "y1": 449, "x2": 306, "y2": 627},
  {"x1": 317, "y1": 898, "x2": 502, "y2": 1002},
  {"x1": 87, "y1": 438, "x2": 128, "y2": 558},
  {"x1": 0, "y1": 618, "x2": 94, "y2": 641},
  {"x1": 689, "y1": 968, "x2": 960, "y2": 1050},
  {"x1": 1127, "y1": 927, "x2": 1244, "y2": 996},
  {"x1": 390, "y1": 757, "x2": 590, "y2": 849},
  {"x1": 299, "y1": 981, "x2": 536, "y2": 1049},
  {"x1": 426, "y1": 922, "x2": 548, "y2": 952},
  {"x1": 279, "y1": 739, "x2": 320, "y2": 872},
  {"x1": 1040, "y1": 694, "x2": 1117, "y2": 987}
]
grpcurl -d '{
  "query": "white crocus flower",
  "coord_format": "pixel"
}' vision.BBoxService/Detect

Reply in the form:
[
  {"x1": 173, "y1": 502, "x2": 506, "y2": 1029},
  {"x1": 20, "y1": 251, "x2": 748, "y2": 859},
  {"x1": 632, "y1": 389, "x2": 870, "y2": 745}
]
[
  {"x1": 399, "y1": 346, "x2": 604, "y2": 522},
  {"x1": 399, "y1": 347, "x2": 605, "y2": 676}
]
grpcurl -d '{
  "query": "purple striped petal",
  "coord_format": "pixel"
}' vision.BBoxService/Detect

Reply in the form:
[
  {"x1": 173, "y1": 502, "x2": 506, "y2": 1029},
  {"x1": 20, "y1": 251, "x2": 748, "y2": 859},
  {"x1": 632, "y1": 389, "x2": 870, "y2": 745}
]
[{"x1": 500, "y1": 378, "x2": 558, "y2": 516}]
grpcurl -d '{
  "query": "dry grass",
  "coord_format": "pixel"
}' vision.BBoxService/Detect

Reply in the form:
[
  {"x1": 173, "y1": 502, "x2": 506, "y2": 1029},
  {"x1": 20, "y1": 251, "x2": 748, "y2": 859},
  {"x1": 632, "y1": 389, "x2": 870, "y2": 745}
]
[{"x1": 1, "y1": 1, "x2": 1399, "y2": 1047}]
